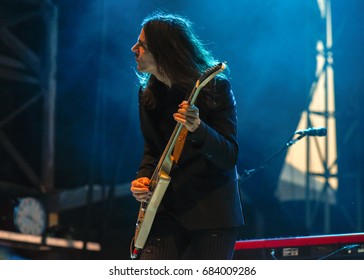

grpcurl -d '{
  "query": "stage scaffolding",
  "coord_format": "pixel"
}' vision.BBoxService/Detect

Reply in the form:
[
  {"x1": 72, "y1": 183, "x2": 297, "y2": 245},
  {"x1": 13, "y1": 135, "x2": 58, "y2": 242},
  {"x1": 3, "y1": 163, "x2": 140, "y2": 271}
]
[
  {"x1": 304, "y1": 0, "x2": 337, "y2": 233},
  {"x1": 277, "y1": 0, "x2": 363, "y2": 234},
  {"x1": 0, "y1": 0, "x2": 58, "y2": 194},
  {"x1": 276, "y1": 0, "x2": 339, "y2": 234}
]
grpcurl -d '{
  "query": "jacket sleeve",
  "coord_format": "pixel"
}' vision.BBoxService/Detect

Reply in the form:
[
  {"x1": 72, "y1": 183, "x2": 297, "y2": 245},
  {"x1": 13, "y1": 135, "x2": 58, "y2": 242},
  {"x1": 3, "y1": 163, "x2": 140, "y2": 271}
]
[
  {"x1": 135, "y1": 90, "x2": 159, "y2": 179},
  {"x1": 136, "y1": 138, "x2": 159, "y2": 179},
  {"x1": 186, "y1": 78, "x2": 239, "y2": 171}
]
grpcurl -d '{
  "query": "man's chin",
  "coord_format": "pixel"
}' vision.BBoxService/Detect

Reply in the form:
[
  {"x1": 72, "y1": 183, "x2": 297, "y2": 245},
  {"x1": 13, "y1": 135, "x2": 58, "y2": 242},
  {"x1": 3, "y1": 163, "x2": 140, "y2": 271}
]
[
  {"x1": 137, "y1": 65, "x2": 145, "y2": 72},
  {"x1": 137, "y1": 65, "x2": 152, "y2": 74}
]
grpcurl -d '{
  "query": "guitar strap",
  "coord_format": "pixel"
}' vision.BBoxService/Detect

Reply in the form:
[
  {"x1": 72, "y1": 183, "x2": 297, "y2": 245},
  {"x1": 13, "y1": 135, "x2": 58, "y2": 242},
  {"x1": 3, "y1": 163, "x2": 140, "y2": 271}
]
[{"x1": 172, "y1": 126, "x2": 188, "y2": 164}]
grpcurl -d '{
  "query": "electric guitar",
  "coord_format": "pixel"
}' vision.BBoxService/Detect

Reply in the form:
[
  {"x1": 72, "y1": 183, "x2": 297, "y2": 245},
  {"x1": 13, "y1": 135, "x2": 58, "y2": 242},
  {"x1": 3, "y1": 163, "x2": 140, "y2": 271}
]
[{"x1": 130, "y1": 62, "x2": 227, "y2": 259}]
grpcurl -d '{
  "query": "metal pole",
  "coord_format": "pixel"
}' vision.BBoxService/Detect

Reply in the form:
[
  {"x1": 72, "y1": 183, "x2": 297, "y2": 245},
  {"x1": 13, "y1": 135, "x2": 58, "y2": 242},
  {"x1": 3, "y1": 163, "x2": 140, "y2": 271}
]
[{"x1": 41, "y1": 1, "x2": 58, "y2": 193}]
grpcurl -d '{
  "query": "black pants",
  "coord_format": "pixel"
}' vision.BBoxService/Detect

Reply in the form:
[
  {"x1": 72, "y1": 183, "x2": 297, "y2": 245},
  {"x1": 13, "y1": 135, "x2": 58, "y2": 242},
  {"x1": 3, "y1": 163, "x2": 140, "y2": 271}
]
[{"x1": 139, "y1": 213, "x2": 240, "y2": 260}]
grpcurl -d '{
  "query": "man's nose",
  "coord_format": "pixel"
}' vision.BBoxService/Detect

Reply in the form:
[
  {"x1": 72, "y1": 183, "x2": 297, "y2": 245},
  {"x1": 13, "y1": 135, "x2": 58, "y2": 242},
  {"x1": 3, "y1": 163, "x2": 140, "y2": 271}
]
[{"x1": 131, "y1": 43, "x2": 138, "y2": 52}]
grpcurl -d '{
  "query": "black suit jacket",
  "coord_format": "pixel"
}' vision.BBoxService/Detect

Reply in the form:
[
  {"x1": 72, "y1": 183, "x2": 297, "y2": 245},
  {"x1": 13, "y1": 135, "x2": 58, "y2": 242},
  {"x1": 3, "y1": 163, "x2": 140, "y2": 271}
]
[{"x1": 136, "y1": 77, "x2": 245, "y2": 230}]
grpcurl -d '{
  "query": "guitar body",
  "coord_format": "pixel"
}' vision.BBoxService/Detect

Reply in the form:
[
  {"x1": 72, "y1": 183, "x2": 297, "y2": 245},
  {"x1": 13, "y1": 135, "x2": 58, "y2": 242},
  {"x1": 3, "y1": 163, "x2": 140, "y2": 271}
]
[{"x1": 133, "y1": 170, "x2": 171, "y2": 250}]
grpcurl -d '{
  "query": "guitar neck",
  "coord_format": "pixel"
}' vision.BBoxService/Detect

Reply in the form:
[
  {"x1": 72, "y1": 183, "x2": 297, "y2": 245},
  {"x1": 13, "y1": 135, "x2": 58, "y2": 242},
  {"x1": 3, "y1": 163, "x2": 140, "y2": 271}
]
[{"x1": 149, "y1": 122, "x2": 183, "y2": 191}]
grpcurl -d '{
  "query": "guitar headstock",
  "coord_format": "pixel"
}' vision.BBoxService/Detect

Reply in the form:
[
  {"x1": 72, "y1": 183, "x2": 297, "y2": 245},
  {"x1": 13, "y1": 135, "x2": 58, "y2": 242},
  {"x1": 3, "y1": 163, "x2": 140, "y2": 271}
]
[
  {"x1": 187, "y1": 62, "x2": 227, "y2": 105},
  {"x1": 196, "y1": 62, "x2": 227, "y2": 88}
]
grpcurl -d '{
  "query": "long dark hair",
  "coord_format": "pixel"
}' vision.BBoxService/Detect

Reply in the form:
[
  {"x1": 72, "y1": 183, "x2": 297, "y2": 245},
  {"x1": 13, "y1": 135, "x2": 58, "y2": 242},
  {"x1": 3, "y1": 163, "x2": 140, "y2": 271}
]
[{"x1": 137, "y1": 12, "x2": 219, "y2": 108}]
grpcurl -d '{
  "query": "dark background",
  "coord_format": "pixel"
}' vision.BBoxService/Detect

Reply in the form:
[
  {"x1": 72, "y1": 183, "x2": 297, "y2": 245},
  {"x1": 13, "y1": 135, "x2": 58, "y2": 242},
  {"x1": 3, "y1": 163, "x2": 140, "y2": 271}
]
[{"x1": 0, "y1": 0, "x2": 363, "y2": 259}]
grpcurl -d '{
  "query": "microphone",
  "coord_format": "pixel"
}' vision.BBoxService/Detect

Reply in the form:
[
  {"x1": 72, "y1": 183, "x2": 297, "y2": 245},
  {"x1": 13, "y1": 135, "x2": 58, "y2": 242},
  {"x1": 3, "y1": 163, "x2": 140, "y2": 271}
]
[{"x1": 295, "y1": 127, "x2": 327, "y2": 137}]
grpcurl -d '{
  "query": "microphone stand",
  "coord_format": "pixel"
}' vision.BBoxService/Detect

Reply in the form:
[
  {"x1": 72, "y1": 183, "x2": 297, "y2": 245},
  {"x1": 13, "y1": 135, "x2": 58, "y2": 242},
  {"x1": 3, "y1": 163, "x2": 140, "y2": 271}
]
[{"x1": 239, "y1": 132, "x2": 307, "y2": 184}]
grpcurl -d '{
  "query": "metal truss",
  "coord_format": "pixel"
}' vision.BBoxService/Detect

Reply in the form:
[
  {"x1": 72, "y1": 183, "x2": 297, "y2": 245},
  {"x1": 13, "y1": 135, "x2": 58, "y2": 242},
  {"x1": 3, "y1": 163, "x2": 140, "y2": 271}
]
[{"x1": 0, "y1": 0, "x2": 57, "y2": 193}]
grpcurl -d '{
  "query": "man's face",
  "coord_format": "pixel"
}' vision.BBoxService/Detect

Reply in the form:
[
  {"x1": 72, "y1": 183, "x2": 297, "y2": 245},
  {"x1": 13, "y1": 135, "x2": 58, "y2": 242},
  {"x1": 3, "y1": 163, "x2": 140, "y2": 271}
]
[{"x1": 131, "y1": 29, "x2": 158, "y2": 75}]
